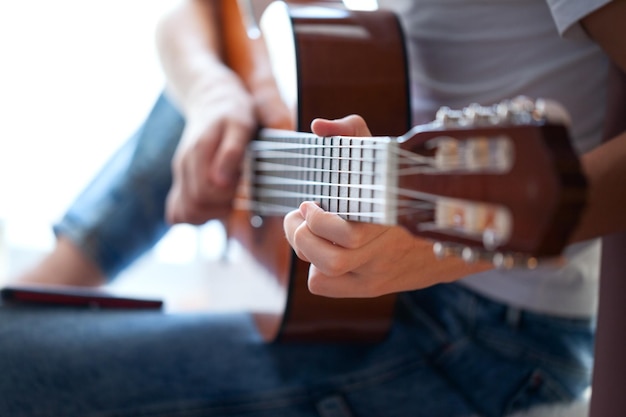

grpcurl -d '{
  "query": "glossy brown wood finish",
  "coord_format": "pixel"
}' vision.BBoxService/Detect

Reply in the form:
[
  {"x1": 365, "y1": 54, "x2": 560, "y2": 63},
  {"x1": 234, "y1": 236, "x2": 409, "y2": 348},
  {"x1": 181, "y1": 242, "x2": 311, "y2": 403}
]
[
  {"x1": 277, "y1": 4, "x2": 409, "y2": 343},
  {"x1": 221, "y1": 0, "x2": 294, "y2": 342},
  {"x1": 222, "y1": 1, "x2": 410, "y2": 343},
  {"x1": 287, "y1": 4, "x2": 411, "y2": 136},
  {"x1": 397, "y1": 123, "x2": 587, "y2": 256}
]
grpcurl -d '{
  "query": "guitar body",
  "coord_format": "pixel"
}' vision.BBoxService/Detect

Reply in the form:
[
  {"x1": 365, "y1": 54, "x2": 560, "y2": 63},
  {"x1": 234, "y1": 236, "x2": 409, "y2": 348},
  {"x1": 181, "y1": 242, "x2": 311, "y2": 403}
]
[{"x1": 223, "y1": 2, "x2": 411, "y2": 343}]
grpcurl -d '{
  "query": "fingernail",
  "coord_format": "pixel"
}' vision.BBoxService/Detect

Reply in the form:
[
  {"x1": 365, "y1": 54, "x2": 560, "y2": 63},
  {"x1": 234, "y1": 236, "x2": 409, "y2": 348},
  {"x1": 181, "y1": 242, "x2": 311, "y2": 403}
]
[
  {"x1": 299, "y1": 202, "x2": 309, "y2": 218},
  {"x1": 299, "y1": 202, "x2": 320, "y2": 219}
]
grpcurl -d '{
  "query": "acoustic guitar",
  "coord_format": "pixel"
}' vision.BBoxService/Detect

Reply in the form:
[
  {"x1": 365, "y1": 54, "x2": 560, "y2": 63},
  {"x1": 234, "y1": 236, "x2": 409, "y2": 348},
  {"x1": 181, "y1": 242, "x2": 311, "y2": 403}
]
[{"x1": 219, "y1": 1, "x2": 587, "y2": 343}]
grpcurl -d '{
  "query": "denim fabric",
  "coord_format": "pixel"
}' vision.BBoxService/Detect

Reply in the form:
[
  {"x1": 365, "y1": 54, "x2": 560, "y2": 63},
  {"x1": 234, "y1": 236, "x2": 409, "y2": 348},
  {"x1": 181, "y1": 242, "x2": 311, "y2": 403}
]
[
  {"x1": 53, "y1": 93, "x2": 185, "y2": 279},
  {"x1": 5, "y1": 93, "x2": 593, "y2": 416},
  {"x1": 0, "y1": 284, "x2": 593, "y2": 417}
]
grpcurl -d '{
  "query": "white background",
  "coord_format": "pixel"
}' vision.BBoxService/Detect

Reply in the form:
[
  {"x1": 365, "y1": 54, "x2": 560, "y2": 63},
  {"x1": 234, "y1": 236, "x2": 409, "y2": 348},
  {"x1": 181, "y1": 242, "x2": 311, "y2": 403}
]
[
  {"x1": 0, "y1": 0, "x2": 177, "y2": 251},
  {"x1": 0, "y1": 0, "x2": 376, "y2": 306}
]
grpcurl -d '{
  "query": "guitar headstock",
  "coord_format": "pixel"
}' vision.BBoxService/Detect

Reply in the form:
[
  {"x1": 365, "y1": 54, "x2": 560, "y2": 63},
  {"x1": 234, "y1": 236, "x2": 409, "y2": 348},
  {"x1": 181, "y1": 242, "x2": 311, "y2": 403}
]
[{"x1": 396, "y1": 97, "x2": 587, "y2": 268}]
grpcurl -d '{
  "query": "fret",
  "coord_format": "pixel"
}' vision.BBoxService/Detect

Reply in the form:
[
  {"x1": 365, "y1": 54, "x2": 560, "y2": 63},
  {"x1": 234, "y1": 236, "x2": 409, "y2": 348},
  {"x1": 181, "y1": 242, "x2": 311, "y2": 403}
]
[
  {"x1": 250, "y1": 132, "x2": 398, "y2": 223},
  {"x1": 350, "y1": 138, "x2": 362, "y2": 222},
  {"x1": 360, "y1": 139, "x2": 374, "y2": 223},
  {"x1": 292, "y1": 135, "x2": 301, "y2": 208},
  {"x1": 305, "y1": 135, "x2": 313, "y2": 201},
  {"x1": 329, "y1": 137, "x2": 340, "y2": 214},
  {"x1": 252, "y1": 137, "x2": 263, "y2": 212},
  {"x1": 347, "y1": 138, "x2": 360, "y2": 221},
  {"x1": 297, "y1": 136, "x2": 303, "y2": 205},
  {"x1": 275, "y1": 135, "x2": 283, "y2": 209},
  {"x1": 321, "y1": 136, "x2": 331, "y2": 211},
  {"x1": 296, "y1": 135, "x2": 304, "y2": 206},
  {"x1": 280, "y1": 135, "x2": 290, "y2": 208},
  {"x1": 314, "y1": 136, "x2": 323, "y2": 207},
  {"x1": 372, "y1": 144, "x2": 381, "y2": 223},
  {"x1": 339, "y1": 137, "x2": 351, "y2": 217},
  {"x1": 382, "y1": 140, "x2": 398, "y2": 225}
]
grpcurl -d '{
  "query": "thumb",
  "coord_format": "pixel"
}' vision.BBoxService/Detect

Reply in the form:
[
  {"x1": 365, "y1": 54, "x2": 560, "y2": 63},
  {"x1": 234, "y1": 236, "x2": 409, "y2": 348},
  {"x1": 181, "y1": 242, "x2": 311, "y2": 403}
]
[{"x1": 311, "y1": 114, "x2": 372, "y2": 137}]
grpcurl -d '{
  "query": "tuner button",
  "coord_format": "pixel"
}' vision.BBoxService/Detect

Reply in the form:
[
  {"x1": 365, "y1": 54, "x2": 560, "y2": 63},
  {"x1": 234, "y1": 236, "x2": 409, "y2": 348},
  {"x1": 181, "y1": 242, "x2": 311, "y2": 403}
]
[
  {"x1": 492, "y1": 252, "x2": 539, "y2": 270},
  {"x1": 496, "y1": 101, "x2": 513, "y2": 121},
  {"x1": 461, "y1": 247, "x2": 479, "y2": 263},
  {"x1": 433, "y1": 242, "x2": 445, "y2": 259},
  {"x1": 526, "y1": 257, "x2": 539, "y2": 269},
  {"x1": 482, "y1": 229, "x2": 500, "y2": 251},
  {"x1": 492, "y1": 252, "x2": 513, "y2": 269},
  {"x1": 435, "y1": 106, "x2": 452, "y2": 123},
  {"x1": 534, "y1": 98, "x2": 572, "y2": 127},
  {"x1": 433, "y1": 242, "x2": 463, "y2": 259},
  {"x1": 463, "y1": 103, "x2": 493, "y2": 125},
  {"x1": 435, "y1": 106, "x2": 463, "y2": 127},
  {"x1": 509, "y1": 96, "x2": 535, "y2": 113}
]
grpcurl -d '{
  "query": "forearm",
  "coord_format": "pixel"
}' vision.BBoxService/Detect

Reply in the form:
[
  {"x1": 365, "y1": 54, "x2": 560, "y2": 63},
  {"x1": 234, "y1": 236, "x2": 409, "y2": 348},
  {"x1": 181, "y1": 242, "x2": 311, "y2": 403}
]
[
  {"x1": 155, "y1": 0, "x2": 344, "y2": 110},
  {"x1": 572, "y1": 2, "x2": 626, "y2": 243},
  {"x1": 155, "y1": 0, "x2": 238, "y2": 112},
  {"x1": 571, "y1": 131, "x2": 626, "y2": 242}
]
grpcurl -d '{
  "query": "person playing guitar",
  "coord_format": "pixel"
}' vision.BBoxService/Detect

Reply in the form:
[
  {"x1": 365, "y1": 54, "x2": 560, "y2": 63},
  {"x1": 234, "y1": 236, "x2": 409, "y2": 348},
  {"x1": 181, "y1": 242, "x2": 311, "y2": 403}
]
[{"x1": 6, "y1": 1, "x2": 626, "y2": 416}]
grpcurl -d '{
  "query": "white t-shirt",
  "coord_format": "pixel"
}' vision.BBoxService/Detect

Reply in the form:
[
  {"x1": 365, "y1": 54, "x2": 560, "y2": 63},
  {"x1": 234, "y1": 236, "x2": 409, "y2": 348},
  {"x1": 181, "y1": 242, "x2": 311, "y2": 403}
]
[{"x1": 378, "y1": 0, "x2": 613, "y2": 317}]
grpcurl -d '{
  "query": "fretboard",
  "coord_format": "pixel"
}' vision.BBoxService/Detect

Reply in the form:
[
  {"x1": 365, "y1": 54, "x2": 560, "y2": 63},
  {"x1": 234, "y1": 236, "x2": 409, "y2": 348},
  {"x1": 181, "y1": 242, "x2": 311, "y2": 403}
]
[{"x1": 247, "y1": 128, "x2": 399, "y2": 224}]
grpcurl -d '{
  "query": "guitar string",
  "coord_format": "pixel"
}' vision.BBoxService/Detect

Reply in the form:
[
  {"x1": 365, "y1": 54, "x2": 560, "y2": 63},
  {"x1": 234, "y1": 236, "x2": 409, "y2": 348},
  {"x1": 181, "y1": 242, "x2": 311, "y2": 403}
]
[
  {"x1": 246, "y1": 142, "x2": 480, "y2": 188},
  {"x1": 235, "y1": 138, "x2": 496, "y2": 222},
  {"x1": 250, "y1": 141, "x2": 434, "y2": 165},
  {"x1": 250, "y1": 142, "x2": 496, "y2": 175},
  {"x1": 236, "y1": 143, "x2": 437, "y2": 220},
  {"x1": 233, "y1": 197, "x2": 434, "y2": 223}
]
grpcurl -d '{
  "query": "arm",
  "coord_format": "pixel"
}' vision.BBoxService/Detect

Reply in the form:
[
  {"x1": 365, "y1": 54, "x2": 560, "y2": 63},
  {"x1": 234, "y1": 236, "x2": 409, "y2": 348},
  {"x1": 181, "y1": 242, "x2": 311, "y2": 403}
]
[
  {"x1": 156, "y1": 0, "x2": 257, "y2": 224},
  {"x1": 284, "y1": 116, "x2": 492, "y2": 298},
  {"x1": 156, "y1": 0, "x2": 320, "y2": 224},
  {"x1": 283, "y1": 2, "x2": 626, "y2": 299},
  {"x1": 156, "y1": 0, "x2": 227, "y2": 113},
  {"x1": 570, "y1": 0, "x2": 626, "y2": 242}
]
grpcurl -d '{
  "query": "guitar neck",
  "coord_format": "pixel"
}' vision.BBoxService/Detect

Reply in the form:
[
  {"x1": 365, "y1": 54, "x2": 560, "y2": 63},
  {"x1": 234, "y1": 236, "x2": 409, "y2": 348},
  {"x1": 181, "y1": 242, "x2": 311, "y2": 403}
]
[
  {"x1": 237, "y1": 96, "x2": 588, "y2": 262},
  {"x1": 245, "y1": 126, "x2": 513, "y2": 242},
  {"x1": 247, "y1": 128, "x2": 400, "y2": 225}
]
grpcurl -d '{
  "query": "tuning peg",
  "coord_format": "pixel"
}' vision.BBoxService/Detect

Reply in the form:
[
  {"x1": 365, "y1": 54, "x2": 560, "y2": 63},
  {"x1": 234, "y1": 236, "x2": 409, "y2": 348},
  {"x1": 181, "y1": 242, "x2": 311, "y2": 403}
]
[
  {"x1": 434, "y1": 242, "x2": 546, "y2": 271},
  {"x1": 534, "y1": 98, "x2": 572, "y2": 127},
  {"x1": 463, "y1": 248, "x2": 541, "y2": 270},
  {"x1": 434, "y1": 243, "x2": 496, "y2": 265},
  {"x1": 434, "y1": 96, "x2": 572, "y2": 129},
  {"x1": 432, "y1": 242, "x2": 464, "y2": 259},
  {"x1": 492, "y1": 252, "x2": 539, "y2": 270},
  {"x1": 463, "y1": 103, "x2": 494, "y2": 125},
  {"x1": 435, "y1": 106, "x2": 464, "y2": 127},
  {"x1": 461, "y1": 247, "x2": 483, "y2": 263}
]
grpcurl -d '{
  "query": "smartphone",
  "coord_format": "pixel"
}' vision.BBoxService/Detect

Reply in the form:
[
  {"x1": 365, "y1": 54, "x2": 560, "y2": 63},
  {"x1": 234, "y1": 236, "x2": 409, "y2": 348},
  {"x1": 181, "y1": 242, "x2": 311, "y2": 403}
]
[{"x1": 0, "y1": 283, "x2": 163, "y2": 310}]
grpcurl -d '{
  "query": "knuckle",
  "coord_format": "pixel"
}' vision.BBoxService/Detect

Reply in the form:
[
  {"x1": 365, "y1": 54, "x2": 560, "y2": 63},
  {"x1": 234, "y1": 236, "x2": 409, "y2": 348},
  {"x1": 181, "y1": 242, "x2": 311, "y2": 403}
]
[
  {"x1": 358, "y1": 279, "x2": 382, "y2": 298},
  {"x1": 343, "y1": 228, "x2": 367, "y2": 249},
  {"x1": 283, "y1": 211, "x2": 300, "y2": 238},
  {"x1": 320, "y1": 253, "x2": 350, "y2": 277},
  {"x1": 307, "y1": 278, "x2": 324, "y2": 296},
  {"x1": 307, "y1": 274, "x2": 332, "y2": 297},
  {"x1": 303, "y1": 207, "x2": 326, "y2": 234},
  {"x1": 291, "y1": 223, "x2": 309, "y2": 250},
  {"x1": 222, "y1": 140, "x2": 247, "y2": 162}
]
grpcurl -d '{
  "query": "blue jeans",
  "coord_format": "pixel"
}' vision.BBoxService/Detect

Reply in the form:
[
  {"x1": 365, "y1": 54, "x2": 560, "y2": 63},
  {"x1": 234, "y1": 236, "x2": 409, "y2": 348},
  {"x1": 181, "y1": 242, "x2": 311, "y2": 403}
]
[
  {"x1": 54, "y1": 93, "x2": 185, "y2": 278},
  {"x1": 0, "y1": 94, "x2": 594, "y2": 417}
]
